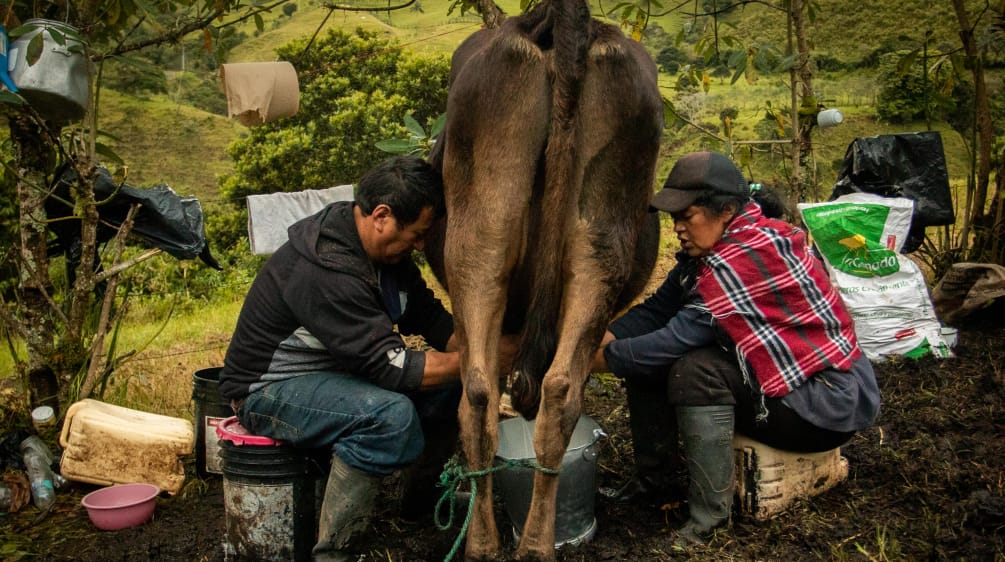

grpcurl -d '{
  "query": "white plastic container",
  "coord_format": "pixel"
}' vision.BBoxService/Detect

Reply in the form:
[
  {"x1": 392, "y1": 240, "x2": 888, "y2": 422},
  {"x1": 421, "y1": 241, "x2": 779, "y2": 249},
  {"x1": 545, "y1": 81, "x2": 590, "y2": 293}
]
[
  {"x1": 59, "y1": 399, "x2": 194, "y2": 495},
  {"x1": 733, "y1": 434, "x2": 848, "y2": 520},
  {"x1": 817, "y1": 108, "x2": 844, "y2": 128}
]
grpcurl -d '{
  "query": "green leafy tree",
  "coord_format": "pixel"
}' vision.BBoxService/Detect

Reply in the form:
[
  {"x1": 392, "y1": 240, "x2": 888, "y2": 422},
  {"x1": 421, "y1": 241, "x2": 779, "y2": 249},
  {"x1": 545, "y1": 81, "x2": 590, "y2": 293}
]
[
  {"x1": 219, "y1": 28, "x2": 450, "y2": 204},
  {"x1": 656, "y1": 45, "x2": 690, "y2": 74},
  {"x1": 0, "y1": 0, "x2": 272, "y2": 413},
  {"x1": 875, "y1": 51, "x2": 968, "y2": 125},
  {"x1": 875, "y1": 52, "x2": 932, "y2": 123}
]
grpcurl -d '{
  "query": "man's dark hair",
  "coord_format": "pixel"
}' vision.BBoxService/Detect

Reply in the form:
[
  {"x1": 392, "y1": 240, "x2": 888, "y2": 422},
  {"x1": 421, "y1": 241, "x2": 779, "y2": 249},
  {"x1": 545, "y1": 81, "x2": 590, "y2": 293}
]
[{"x1": 356, "y1": 156, "x2": 446, "y2": 226}]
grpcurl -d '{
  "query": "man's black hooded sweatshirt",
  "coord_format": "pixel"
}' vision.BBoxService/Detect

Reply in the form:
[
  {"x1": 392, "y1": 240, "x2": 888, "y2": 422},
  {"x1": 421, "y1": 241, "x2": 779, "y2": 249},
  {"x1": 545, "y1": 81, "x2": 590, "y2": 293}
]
[{"x1": 219, "y1": 201, "x2": 454, "y2": 400}]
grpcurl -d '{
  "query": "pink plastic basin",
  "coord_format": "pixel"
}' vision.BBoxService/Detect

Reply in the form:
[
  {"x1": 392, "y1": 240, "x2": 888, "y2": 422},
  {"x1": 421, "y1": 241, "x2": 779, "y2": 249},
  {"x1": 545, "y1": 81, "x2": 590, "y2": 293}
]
[{"x1": 81, "y1": 483, "x2": 159, "y2": 530}]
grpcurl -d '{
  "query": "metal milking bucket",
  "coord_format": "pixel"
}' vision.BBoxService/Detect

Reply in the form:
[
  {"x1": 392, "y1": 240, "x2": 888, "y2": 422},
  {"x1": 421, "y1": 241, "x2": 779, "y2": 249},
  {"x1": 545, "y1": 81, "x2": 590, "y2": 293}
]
[
  {"x1": 8, "y1": 19, "x2": 91, "y2": 122},
  {"x1": 494, "y1": 414, "x2": 607, "y2": 548}
]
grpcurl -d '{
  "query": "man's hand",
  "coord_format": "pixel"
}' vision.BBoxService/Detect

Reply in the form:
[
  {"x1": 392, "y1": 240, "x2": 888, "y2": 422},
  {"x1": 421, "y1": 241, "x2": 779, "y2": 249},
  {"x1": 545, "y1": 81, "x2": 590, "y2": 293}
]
[{"x1": 498, "y1": 334, "x2": 520, "y2": 381}]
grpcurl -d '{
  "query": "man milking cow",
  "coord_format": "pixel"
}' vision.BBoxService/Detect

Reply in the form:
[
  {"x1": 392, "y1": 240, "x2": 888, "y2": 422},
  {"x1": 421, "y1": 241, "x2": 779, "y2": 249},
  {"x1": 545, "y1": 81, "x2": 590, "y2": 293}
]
[{"x1": 218, "y1": 156, "x2": 518, "y2": 560}]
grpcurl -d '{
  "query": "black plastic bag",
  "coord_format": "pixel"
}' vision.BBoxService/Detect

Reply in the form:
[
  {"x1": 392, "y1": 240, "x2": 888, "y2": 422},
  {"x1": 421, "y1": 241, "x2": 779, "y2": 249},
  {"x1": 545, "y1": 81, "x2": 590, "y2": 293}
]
[
  {"x1": 47, "y1": 164, "x2": 222, "y2": 270},
  {"x1": 0, "y1": 430, "x2": 30, "y2": 472},
  {"x1": 829, "y1": 131, "x2": 955, "y2": 253}
]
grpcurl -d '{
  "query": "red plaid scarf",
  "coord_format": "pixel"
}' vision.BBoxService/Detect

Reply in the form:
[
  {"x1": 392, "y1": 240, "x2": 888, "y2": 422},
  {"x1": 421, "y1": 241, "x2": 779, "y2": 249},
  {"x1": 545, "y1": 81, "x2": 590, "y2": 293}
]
[{"x1": 695, "y1": 203, "x2": 860, "y2": 397}]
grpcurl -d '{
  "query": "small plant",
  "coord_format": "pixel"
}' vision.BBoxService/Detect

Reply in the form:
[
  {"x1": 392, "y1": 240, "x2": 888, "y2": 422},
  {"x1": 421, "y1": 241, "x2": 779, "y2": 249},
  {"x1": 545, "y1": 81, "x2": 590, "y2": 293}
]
[{"x1": 375, "y1": 113, "x2": 446, "y2": 158}]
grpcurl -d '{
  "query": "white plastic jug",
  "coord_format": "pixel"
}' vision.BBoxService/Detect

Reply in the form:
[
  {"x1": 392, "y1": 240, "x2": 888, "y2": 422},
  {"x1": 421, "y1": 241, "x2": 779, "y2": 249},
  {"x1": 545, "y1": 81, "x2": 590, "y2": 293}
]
[{"x1": 59, "y1": 399, "x2": 194, "y2": 495}]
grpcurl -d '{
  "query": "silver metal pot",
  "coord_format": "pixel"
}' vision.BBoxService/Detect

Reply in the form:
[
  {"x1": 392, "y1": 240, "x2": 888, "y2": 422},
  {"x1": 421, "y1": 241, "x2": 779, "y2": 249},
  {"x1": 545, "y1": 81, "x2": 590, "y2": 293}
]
[
  {"x1": 9, "y1": 19, "x2": 91, "y2": 122},
  {"x1": 495, "y1": 414, "x2": 607, "y2": 548}
]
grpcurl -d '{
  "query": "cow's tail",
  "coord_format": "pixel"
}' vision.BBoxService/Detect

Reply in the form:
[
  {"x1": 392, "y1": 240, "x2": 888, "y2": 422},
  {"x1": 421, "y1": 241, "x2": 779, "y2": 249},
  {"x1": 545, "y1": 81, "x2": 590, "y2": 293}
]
[{"x1": 511, "y1": 0, "x2": 591, "y2": 420}]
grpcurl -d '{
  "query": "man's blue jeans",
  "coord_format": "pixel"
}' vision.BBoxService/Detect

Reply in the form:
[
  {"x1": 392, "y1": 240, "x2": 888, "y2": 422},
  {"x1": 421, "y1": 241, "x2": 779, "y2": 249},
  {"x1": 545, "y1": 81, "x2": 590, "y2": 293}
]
[{"x1": 237, "y1": 373, "x2": 461, "y2": 477}]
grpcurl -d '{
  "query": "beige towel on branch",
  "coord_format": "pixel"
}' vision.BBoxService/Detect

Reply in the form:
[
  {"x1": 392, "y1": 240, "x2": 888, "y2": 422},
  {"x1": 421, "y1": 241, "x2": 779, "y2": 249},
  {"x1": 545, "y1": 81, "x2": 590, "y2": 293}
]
[{"x1": 221, "y1": 62, "x2": 300, "y2": 126}]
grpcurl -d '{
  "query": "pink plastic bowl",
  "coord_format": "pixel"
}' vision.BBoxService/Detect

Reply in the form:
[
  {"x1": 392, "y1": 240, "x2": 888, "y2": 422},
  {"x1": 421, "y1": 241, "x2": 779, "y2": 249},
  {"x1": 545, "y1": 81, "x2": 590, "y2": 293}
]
[{"x1": 81, "y1": 483, "x2": 159, "y2": 530}]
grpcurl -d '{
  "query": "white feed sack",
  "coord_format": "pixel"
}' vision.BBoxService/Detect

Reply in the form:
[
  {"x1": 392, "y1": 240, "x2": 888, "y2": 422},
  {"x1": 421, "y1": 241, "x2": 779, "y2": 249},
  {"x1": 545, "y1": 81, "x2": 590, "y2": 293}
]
[{"x1": 798, "y1": 193, "x2": 952, "y2": 361}]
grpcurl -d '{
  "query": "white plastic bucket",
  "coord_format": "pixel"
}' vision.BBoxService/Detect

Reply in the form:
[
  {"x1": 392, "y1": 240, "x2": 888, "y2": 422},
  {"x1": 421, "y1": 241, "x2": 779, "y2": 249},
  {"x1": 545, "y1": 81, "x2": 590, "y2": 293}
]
[
  {"x1": 817, "y1": 108, "x2": 843, "y2": 128},
  {"x1": 494, "y1": 415, "x2": 606, "y2": 548},
  {"x1": 940, "y1": 327, "x2": 959, "y2": 348}
]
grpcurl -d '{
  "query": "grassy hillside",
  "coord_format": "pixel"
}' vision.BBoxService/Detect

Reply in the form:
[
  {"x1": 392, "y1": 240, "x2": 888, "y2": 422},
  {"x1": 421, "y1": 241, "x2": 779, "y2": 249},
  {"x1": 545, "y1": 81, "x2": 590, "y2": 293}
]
[
  {"x1": 168, "y1": 0, "x2": 994, "y2": 194},
  {"x1": 720, "y1": 0, "x2": 982, "y2": 64},
  {"x1": 660, "y1": 67, "x2": 975, "y2": 198},
  {"x1": 97, "y1": 90, "x2": 247, "y2": 201},
  {"x1": 227, "y1": 0, "x2": 524, "y2": 62},
  {"x1": 97, "y1": 0, "x2": 994, "y2": 206}
]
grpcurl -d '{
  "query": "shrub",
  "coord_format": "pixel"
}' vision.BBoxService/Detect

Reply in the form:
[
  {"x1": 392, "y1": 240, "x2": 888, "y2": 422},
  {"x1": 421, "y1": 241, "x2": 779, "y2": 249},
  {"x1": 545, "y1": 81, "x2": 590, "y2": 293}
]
[
  {"x1": 171, "y1": 72, "x2": 228, "y2": 116},
  {"x1": 815, "y1": 53, "x2": 849, "y2": 72},
  {"x1": 218, "y1": 28, "x2": 450, "y2": 205},
  {"x1": 875, "y1": 51, "x2": 970, "y2": 125},
  {"x1": 656, "y1": 45, "x2": 689, "y2": 74},
  {"x1": 876, "y1": 52, "x2": 933, "y2": 122}
]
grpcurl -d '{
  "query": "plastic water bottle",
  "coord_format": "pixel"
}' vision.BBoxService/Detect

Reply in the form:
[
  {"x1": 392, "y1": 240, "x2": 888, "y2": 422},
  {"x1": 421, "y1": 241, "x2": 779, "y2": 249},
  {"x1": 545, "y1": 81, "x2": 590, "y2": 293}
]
[
  {"x1": 20, "y1": 436, "x2": 56, "y2": 510},
  {"x1": 20, "y1": 435, "x2": 54, "y2": 463}
]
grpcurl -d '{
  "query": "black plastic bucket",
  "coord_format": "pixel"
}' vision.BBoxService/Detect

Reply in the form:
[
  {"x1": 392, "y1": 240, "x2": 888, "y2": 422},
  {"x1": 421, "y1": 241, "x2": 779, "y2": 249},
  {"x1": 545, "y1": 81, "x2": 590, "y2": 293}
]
[
  {"x1": 192, "y1": 367, "x2": 232, "y2": 477},
  {"x1": 219, "y1": 439, "x2": 319, "y2": 561}
]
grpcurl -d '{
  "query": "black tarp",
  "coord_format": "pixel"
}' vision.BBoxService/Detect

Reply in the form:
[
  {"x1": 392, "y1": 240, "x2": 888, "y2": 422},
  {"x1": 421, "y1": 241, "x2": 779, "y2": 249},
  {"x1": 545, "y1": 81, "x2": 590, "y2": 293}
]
[
  {"x1": 47, "y1": 164, "x2": 222, "y2": 270},
  {"x1": 829, "y1": 131, "x2": 955, "y2": 253}
]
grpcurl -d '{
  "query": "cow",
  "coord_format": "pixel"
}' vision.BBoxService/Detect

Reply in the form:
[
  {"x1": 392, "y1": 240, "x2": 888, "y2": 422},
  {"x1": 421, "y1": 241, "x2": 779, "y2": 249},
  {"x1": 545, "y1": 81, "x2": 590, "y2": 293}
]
[{"x1": 426, "y1": 0, "x2": 664, "y2": 559}]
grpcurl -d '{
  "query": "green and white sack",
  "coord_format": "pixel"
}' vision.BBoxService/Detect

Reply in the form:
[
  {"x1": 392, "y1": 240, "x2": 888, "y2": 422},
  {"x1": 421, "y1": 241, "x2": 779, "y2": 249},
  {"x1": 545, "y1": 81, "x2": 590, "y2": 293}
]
[{"x1": 798, "y1": 193, "x2": 952, "y2": 360}]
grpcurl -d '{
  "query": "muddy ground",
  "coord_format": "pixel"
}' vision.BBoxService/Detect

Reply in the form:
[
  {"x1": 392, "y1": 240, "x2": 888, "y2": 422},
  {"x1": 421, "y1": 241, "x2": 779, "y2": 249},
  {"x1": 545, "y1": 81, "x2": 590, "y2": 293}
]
[{"x1": 2, "y1": 324, "x2": 1004, "y2": 561}]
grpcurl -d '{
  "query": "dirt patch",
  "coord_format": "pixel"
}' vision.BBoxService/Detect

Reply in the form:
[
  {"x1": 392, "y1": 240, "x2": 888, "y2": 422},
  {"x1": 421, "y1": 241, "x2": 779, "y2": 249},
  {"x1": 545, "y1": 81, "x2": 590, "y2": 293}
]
[{"x1": 3, "y1": 326, "x2": 1004, "y2": 561}]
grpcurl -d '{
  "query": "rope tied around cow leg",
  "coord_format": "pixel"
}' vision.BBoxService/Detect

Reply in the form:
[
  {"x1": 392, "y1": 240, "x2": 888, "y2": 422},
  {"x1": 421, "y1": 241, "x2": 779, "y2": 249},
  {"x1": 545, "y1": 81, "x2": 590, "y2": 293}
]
[{"x1": 434, "y1": 453, "x2": 561, "y2": 562}]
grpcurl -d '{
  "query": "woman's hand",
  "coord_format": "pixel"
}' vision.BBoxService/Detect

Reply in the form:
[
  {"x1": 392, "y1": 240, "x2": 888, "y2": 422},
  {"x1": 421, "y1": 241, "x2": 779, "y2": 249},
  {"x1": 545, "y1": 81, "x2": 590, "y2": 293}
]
[{"x1": 591, "y1": 330, "x2": 617, "y2": 373}]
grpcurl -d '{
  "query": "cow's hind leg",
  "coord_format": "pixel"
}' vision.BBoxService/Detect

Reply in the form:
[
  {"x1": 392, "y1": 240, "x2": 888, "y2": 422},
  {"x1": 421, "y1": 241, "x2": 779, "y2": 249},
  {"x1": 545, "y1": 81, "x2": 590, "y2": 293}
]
[
  {"x1": 442, "y1": 30, "x2": 550, "y2": 562},
  {"x1": 513, "y1": 218, "x2": 625, "y2": 561},
  {"x1": 514, "y1": 29, "x2": 663, "y2": 562}
]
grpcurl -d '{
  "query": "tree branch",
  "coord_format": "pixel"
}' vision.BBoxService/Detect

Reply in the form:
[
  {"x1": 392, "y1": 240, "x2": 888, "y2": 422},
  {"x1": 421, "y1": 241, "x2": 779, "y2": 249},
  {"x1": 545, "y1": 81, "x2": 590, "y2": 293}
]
[
  {"x1": 664, "y1": 101, "x2": 727, "y2": 143},
  {"x1": 94, "y1": 10, "x2": 224, "y2": 60},
  {"x1": 80, "y1": 203, "x2": 141, "y2": 400},
  {"x1": 216, "y1": 0, "x2": 297, "y2": 30},
  {"x1": 0, "y1": 299, "x2": 32, "y2": 344},
  {"x1": 322, "y1": 0, "x2": 416, "y2": 13},
  {"x1": 94, "y1": 248, "x2": 163, "y2": 285}
]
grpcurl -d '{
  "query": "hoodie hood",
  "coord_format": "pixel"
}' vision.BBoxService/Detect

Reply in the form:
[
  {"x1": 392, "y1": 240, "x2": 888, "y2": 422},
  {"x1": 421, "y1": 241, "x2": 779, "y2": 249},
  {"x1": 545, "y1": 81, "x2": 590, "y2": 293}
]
[{"x1": 286, "y1": 201, "x2": 375, "y2": 283}]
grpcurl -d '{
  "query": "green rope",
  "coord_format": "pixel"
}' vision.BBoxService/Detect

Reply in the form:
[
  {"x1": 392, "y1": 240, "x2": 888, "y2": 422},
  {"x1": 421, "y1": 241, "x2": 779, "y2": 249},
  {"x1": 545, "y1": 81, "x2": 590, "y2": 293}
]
[{"x1": 434, "y1": 454, "x2": 560, "y2": 562}]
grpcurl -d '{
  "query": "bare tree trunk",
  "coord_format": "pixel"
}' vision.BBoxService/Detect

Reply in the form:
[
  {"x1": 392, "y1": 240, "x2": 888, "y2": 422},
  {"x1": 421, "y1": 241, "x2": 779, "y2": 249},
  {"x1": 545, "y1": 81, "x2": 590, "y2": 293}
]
[
  {"x1": 9, "y1": 116, "x2": 60, "y2": 410},
  {"x1": 789, "y1": 0, "x2": 814, "y2": 203},
  {"x1": 991, "y1": 149, "x2": 1004, "y2": 264},
  {"x1": 794, "y1": 1, "x2": 814, "y2": 200},
  {"x1": 476, "y1": 0, "x2": 505, "y2": 28},
  {"x1": 7, "y1": 112, "x2": 105, "y2": 409},
  {"x1": 951, "y1": 0, "x2": 993, "y2": 239},
  {"x1": 787, "y1": 6, "x2": 799, "y2": 201}
]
